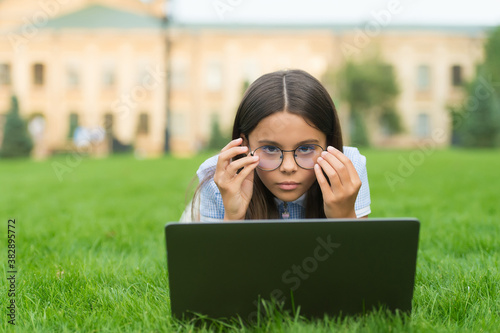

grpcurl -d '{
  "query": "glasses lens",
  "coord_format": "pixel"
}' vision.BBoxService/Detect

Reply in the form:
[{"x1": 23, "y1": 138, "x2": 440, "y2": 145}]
[
  {"x1": 295, "y1": 144, "x2": 323, "y2": 169},
  {"x1": 253, "y1": 145, "x2": 282, "y2": 170}
]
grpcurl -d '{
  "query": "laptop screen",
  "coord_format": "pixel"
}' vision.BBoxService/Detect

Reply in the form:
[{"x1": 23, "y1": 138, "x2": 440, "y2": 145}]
[{"x1": 165, "y1": 218, "x2": 420, "y2": 321}]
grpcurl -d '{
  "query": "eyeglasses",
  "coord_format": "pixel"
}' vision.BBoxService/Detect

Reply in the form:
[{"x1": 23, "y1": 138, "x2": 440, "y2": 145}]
[{"x1": 250, "y1": 144, "x2": 325, "y2": 171}]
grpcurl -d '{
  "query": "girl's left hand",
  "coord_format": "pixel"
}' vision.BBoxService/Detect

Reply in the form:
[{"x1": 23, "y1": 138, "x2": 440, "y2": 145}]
[{"x1": 314, "y1": 146, "x2": 362, "y2": 218}]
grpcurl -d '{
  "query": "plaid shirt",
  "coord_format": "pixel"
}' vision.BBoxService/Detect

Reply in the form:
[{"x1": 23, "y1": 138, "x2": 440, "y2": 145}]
[{"x1": 196, "y1": 146, "x2": 371, "y2": 221}]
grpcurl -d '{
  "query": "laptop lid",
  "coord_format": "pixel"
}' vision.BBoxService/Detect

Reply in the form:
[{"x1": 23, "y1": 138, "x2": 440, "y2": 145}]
[{"x1": 165, "y1": 218, "x2": 420, "y2": 321}]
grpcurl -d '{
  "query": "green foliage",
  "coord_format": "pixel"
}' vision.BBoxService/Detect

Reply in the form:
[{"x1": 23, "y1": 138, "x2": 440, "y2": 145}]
[
  {"x1": 349, "y1": 109, "x2": 369, "y2": 147},
  {"x1": 0, "y1": 150, "x2": 499, "y2": 331},
  {"x1": 379, "y1": 107, "x2": 404, "y2": 136},
  {"x1": 242, "y1": 79, "x2": 250, "y2": 96},
  {"x1": 484, "y1": 26, "x2": 500, "y2": 84},
  {"x1": 68, "y1": 113, "x2": 79, "y2": 139},
  {"x1": 339, "y1": 60, "x2": 399, "y2": 112},
  {"x1": 0, "y1": 95, "x2": 33, "y2": 158},
  {"x1": 207, "y1": 114, "x2": 230, "y2": 151},
  {"x1": 451, "y1": 26, "x2": 500, "y2": 147},
  {"x1": 333, "y1": 55, "x2": 402, "y2": 146},
  {"x1": 451, "y1": 77, "x2": 500, "y2": 147}
]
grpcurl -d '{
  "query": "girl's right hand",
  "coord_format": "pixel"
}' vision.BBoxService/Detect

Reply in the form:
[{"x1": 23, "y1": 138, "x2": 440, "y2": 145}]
[{"x1": 214, "y1": 138, "x2": 260, "y2": 220}]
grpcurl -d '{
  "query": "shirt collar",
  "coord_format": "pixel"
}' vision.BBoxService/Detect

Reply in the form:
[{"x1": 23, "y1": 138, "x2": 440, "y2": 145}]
[{"x1": 273, "y1": 193, "x2": 307, "y2": 208}]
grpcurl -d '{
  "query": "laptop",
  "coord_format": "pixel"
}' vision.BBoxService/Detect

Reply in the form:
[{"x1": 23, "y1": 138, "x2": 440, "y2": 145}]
[{"x1": 165, "y1": 218, "x2": 420, "y2": 322}]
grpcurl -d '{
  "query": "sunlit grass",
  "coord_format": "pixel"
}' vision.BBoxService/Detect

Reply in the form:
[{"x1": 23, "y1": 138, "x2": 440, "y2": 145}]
[{"x1": 0, "y1": 149, "x2": 499, "y2": 332}]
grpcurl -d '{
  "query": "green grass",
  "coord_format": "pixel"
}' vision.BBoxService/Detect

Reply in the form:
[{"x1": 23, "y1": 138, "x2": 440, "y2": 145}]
[{"x1": 0, "y1": 149, "x2": 499, "y2": 332}]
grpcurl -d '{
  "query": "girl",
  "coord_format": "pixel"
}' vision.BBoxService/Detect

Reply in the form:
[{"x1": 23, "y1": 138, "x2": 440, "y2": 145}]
[{"x1": 186, "y1": 69, "x2": 370, "y2": 221}]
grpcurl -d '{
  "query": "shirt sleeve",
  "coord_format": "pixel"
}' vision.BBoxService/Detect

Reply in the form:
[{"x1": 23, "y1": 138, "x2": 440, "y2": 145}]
[
  {"x1": 343, "y1": 146, "x2": 371, "y2": 218},
  {"x1": 196, "y1": 155, "x2": 225, "y2": 222},
  {"x1": 199, "y1": 177, "x2": 225, "y2": 221}
]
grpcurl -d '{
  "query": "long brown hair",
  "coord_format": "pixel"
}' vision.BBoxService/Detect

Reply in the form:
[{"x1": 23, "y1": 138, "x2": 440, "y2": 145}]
[{"x1": 193, "y1": 69, "x2": 343, "y2": 220}]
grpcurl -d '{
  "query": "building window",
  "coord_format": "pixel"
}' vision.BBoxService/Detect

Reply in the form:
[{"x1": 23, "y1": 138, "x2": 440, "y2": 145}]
[
  {"x1": 68, "y1": 113, "x2": 79, "y2": 139},
  {"x1": 243, "y1": 58, "x2": 259, "y2": 83},
  {"x1": 171, "y1": 58, "x2": 188, "y2": 90},
  {"x1": 0, "y1": 64, "x2": 11, "y2": 86},
  {"x1": 33, "y1": 63, "x2": 45, "y2": 86},
  {"x1": 417, "y1": 65, "x2": 430, "y2": 91},
  {"x1": 67, "y1": 62, "x2": 80, "y2": 88},
  {"x1": 136, "y1": 62, "x2": 149, "y2": 86},
  {"x1": 452, "y1": 65, "x2": 463, "y2": 86},
  {"x1": 206, "y1": 61, "x2": 222, "y2": 92},
  {"x1": 415, "y1": 113, "x2": 431, "y2": 138},
  {"x1": 103, "y1": 113, "x2": 114, "y2": 136},
  {"x1": 102, "y1": 62, "x2": 116, "y2": 88},
  {"x1": 171, "y1": 112, "x2": 187, "y2": 136},
  {"x1": 137, "y1": 113, "x2": 149, "y2": 134}
]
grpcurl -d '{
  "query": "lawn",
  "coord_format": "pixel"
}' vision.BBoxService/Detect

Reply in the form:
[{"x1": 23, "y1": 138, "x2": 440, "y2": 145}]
[{"x1": 0, "y1": 149, "x2": 499, "y2": 332}]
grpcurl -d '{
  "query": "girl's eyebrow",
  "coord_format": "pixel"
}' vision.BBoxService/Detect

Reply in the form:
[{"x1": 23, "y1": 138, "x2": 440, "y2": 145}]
[{"x1": 257, "y1": 139, "x2": 321, "y2": 146}]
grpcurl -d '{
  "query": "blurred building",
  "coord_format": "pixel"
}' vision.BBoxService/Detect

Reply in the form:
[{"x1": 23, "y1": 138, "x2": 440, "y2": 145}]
[
  {"x1": 0, "y1": 0, "x2": 487, "y2": 157},
  {"x1": 0, "y1": 0, "x2": 167, "y2": 158}
]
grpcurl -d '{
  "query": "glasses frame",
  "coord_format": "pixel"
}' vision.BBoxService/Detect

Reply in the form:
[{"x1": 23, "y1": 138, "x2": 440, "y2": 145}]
[{"x1": 250, "y1": 144, "x2": 325, "y2": 171}]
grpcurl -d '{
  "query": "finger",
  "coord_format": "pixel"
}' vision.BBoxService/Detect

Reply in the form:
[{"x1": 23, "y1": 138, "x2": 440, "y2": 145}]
[
  {"x1": 316, "y1": 156, "x2": 342, "y2": 193},
  {"x1": 314, "y1": 164, "x2": 334, "y2": 202},
  {"x1": 319, "y1": 150, "x2": 351, "y2": 186},
  {"x1": 219, "y1": 156, "x2": 259, "y2": 193},
  {"x1": 217, "y1": 143, "x2": 248, "y2": 170},
  {"x1": 326, "y1": 146, "x2": 360, "y2": 183},
  {"x1": 220, "y1": 138, "x2": 243, "y2": 153},
  {"x1": 225, "y1": 154, "x2": 259, "y2": 176},
  {"x1": 233, "y1": 156, "x2": 259, "y2": 183},
  {"x1": 215, "y1": 154, "x2": 258, "y2": 189},
  {"x1": 219, "y1": 138, "x2": 246, "y2": 164}
]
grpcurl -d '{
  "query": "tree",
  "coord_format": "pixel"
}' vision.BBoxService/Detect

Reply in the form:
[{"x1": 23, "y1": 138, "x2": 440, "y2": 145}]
[
  {"x1": 450, "y1": 76, "x2": 500, "y2": 147},
  {"x1": 484, "y1": 26, "x2": 500, "y2": 84},
  {"x1": 451, "y1": 26, "x2": 500, "y2": 147},
  {"x1": 207, "y1": 114, "x2": 230, "y2": 151},
  {"x1": 325, "y1": 55, "x2": 402, "y2": 146},
  {"x1": 0, "y1": 95, "x2": 33, "y2": 158}
]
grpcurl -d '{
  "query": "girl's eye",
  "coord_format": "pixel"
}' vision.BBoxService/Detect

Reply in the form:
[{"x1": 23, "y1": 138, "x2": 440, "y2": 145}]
[
  {"x1": 261, "y1": 145, "x2": 281, "y2": 154},
  {"x1": 296, "y1": 145, "x2": 315, "y2": 154}
]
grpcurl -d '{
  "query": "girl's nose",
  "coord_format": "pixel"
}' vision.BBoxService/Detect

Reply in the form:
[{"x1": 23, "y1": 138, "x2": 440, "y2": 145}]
[{"x1": 280, "y1": 151, "x2": 297, "y2": 173}]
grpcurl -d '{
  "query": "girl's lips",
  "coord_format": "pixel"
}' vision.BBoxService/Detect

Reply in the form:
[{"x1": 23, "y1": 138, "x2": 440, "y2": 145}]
[{"x1": 278, "y1": 182, "x2": 299, "y2": 190}]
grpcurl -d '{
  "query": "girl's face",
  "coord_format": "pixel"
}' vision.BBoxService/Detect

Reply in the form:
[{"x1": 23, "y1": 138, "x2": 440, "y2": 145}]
[{"x1": 244, "y1": 111, "x2": 327, "y2": 202}]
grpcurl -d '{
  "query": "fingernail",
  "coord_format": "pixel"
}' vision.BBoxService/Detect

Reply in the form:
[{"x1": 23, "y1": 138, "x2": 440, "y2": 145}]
[
  {"x1": 317, "y1": 157, "x2": 323, "y2": 162},
  {"x1": 321, "y1": 151, "x2": 328, "y2": 156},
  {"x1": 327, "y1": 146, "x2": 335, "y2": 152}
]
